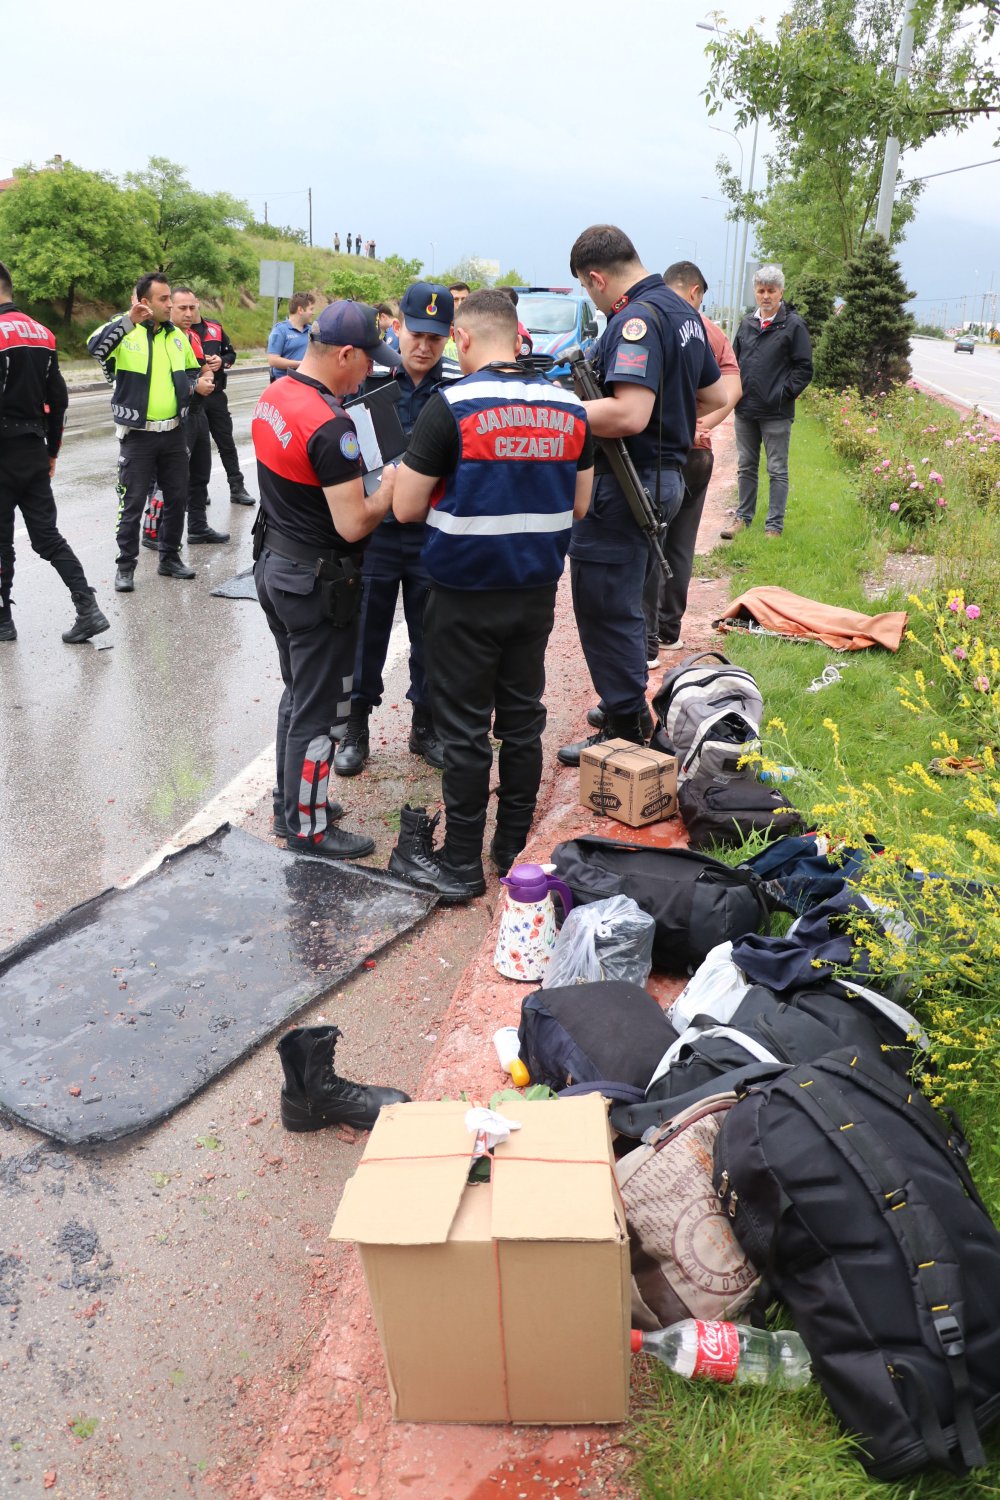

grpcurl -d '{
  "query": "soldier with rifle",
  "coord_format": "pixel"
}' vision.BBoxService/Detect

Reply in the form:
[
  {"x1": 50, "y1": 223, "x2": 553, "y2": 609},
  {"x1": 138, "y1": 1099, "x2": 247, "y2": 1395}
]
[{"x1": 556, "y1": 225, "x2": 727, "y2": 766}]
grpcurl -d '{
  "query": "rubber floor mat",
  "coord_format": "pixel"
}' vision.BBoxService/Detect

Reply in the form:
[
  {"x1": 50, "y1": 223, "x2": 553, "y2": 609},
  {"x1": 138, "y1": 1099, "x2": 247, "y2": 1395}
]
[
  {"x1": 0, "y1": 825, "x2": 435, "y2": 1145},
  {"x1": 210, "y1": 566, "x2": 257, "y2": 600}
]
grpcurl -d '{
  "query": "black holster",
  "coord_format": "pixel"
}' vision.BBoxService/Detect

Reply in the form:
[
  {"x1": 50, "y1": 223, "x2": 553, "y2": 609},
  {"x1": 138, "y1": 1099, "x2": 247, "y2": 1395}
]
[{"x1": 317, "y1": 555, "x2": 363, "y2": 627}]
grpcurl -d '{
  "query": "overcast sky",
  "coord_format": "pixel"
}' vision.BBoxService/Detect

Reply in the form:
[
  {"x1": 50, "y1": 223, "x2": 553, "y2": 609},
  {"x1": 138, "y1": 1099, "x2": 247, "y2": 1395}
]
[{"x1": 3, "y1": 0, "x2": 997, "y2": 326}]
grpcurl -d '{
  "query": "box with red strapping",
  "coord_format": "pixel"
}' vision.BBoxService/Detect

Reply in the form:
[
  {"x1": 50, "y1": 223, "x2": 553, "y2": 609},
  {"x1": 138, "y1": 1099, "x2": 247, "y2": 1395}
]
[{"x1": 330, "y1": 1096, "x2": 630, "y2": 1423}]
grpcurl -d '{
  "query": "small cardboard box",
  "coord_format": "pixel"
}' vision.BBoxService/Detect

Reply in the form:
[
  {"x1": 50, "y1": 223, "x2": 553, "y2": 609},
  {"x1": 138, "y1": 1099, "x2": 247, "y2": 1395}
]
[
  {"x1": 330, "y1": 1096, "x2": 630, "y2": 1424},
  {"x1": 579, "y1": 738, "x2": 678, "y2": 827}
]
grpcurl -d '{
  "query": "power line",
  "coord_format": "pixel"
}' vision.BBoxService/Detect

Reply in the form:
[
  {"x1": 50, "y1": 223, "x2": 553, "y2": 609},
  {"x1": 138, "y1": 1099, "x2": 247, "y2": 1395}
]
[{"x1": 900, "y1": 156, "x2": 1000, "y2": 185}]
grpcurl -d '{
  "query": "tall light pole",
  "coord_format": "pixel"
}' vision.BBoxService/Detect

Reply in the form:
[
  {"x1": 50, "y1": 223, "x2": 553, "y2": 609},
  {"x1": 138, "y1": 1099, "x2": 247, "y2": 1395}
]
[
  {"x1": 734, "y1": 116, "x2": 760, "y2": 315},
  {"x1": 874, "y1": 0, "x2": 916, "y2": 241},
  {"x1": 701, "y1": 196, "x2": 731, "y2": 325}
]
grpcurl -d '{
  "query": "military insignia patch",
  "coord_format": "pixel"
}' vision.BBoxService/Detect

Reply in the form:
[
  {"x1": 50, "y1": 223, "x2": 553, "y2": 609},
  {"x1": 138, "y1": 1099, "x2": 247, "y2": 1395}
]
[
  {"x1": 622, "y1": 318, "x2": 647, "y2": 342},
  {"x1": 340, "y1": 431, "x2": 361, "y2": 461}
]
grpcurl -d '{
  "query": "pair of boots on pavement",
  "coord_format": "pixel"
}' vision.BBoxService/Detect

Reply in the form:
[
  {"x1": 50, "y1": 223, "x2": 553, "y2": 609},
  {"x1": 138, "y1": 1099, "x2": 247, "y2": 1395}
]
[
  {"x1": 277, "y1": 1024, "x2": 410, "y2": 1133},
  {"x1": 388, "y1": 804, "x2": 525, "y2": 903},
  {"x1": 0, "y1": 588, "x2": 110, "y2": 645},
  {"x1": 335, "y1": 702, "x2": 444, "y2": 774}
]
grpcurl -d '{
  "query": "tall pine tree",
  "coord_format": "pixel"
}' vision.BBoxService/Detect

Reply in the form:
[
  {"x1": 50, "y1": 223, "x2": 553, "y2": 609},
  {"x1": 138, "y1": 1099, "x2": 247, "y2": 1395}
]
[{"x1": 814, "y1": 235, "x2": 915, "y2": 393}]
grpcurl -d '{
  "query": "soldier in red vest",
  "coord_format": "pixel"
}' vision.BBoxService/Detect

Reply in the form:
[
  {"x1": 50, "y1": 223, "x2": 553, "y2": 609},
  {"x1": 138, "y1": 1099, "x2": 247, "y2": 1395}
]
[{"x1": 0, "y1": 258, "x2": 109, "y2": 644}]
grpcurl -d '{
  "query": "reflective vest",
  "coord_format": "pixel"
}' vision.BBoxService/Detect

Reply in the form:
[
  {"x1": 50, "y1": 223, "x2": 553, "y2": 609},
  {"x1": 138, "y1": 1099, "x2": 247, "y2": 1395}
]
[
  {"x1": 86, "y1": 315, "x2": 199, "y2": 428},
  {"x1": 425, "y1": 371, "x2": 586, "y2": 590}
]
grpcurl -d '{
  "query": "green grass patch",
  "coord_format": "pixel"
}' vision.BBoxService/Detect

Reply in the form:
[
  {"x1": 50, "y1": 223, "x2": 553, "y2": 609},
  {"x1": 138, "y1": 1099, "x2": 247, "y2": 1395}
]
[{"x1": 631, "y1": 399, "x2": 1000, "y2": 1498}]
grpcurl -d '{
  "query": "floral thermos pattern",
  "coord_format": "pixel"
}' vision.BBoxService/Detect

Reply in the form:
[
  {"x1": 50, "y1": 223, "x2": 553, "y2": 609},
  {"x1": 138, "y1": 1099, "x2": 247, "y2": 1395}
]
[{"x1": 493, "y1": 897, "x2": 560, "y2": 981}]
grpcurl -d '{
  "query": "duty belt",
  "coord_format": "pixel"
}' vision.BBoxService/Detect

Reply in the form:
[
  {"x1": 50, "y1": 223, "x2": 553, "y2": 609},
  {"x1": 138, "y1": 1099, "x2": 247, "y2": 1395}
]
[
  {"x1": 261, "y1": 522, "x2": 357, "y2": 572},
  {"x1": 144, "y1": 417, "x2": 180, "y2": 432}
]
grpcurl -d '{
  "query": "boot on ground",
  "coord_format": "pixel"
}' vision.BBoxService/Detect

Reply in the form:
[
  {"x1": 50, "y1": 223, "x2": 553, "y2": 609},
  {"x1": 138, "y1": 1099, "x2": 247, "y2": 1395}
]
[
  {"x1": 62, "y1": 589, "x2": 110, "y2": 644},
  {"x1": 557, "y1": 711, "x2": 647, "y2": 768},
  {"x1": 0, "y1": 602, "x2": 15, "y2": 642},
  {"x1": 286, "y1": 825, "x2": 374, "y2": 860},
  {"x1": 720, "y1": 519, "x2": 747, "y2": 539},
  {"x1": 586, "y1": 702, "x2": 653, "y2": 735},
  {"x1": 334, "y1": 704, "x2": 371, "y2": 776},
  {"x1": 277, "y1": 1025, "x2": 409, "y2": 1132},
  {"x1": 489, "y1": 831, "x2": 528, "y2": 878},
  {"x1": 230, "y1": 485, "x2": 256, "y2": 506},
  {"x1": 114, "y1": 567, "x2": 135, "y2": 593},
  {"x1": 408, "y1": 706, "x2": 445, "y2": 770},
  {"x1": 187, "y1": 524, "x2": 231, "y2": 544},
  {"x1": 157, "y1": 553, "x2": 196, "y2": 580},
  {"x1": 388, "y1": 805, "x2": 485, "y2": 903}
]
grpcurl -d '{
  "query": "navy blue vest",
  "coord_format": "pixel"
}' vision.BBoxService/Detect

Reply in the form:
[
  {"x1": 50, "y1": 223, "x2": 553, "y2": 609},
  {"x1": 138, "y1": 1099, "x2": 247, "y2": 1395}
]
[{"x1": 425, "y1": 371, "x2": 586, "y2": 590}]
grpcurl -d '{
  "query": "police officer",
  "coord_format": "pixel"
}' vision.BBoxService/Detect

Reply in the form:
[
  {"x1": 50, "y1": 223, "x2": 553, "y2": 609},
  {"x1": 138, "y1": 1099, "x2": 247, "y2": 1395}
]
[
  {"x1": 190, "y1": 303, "x2": 256, "y2": 505},
  {"x1": 251, "y1": 301, "x2": 402, "y2": 860},
  {"x1": 334, "y1": 282, "x2": 457, "y2": 777},
  {"x1": 88, "y1": 272, "x2": 214, "y2": 591},
  {"x1": 169, "y1": 287, "x2": 230, "y2": 545},
  {"x1": 556, "y1": 225, "x2": 727, "y2": 765},
  {"x1": 390, "y1": 289, "x2": 594, "y2": 902},
  {"x1": 0, "y1": 260, "x2": 109, "y2": 644}
]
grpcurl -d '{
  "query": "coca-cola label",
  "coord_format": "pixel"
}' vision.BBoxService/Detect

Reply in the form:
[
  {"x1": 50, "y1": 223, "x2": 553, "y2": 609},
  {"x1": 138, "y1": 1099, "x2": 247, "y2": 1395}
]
[{"x1": 693, "y1": 1320, "x2": 739, "y2": 1383}]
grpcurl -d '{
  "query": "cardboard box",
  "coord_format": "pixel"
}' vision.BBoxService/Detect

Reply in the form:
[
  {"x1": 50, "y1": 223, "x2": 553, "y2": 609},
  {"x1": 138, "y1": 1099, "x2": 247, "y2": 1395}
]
[
  {"x1": 579, "y1": 738, "x2": 678, "y2": 827},
  {"x1": 330, "y1": 1096, "x2": 630, "y2": 1424}
]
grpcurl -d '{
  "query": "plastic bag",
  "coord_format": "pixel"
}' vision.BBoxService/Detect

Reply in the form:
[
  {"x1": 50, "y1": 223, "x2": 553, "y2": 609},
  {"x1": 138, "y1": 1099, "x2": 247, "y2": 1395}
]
[
  {"x1": 542, "y1": 895, "x2": 655, "y2": 989},
  {"x1": 669, "y1": 941, "x2": 750, "y2": 1033}
]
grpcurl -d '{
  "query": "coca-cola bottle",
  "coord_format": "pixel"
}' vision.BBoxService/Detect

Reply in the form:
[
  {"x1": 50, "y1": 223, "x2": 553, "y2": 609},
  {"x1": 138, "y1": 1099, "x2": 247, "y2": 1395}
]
[{"x1": 631, "y1": 1319, "x2": 811, "y2": 1389}]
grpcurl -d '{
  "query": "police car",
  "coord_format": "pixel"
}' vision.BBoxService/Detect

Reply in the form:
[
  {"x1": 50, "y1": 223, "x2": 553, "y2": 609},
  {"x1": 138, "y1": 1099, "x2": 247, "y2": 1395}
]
[{"x1": 515, "y1": 288, "x2": 603, "y2": 382}]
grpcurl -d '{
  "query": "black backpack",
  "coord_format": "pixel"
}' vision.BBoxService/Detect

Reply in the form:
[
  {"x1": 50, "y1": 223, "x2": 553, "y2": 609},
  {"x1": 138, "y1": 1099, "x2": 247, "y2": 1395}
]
[
  {"x1": 608, "y1": 980, "x2": 922, "y2": 1139},
  {"x1": 678, "y1": 770, "x2": 804, "y2": 851},
  {"x1": 715, "y1": 1051, "x2": 1000, "y2": 1479},
  {"x1": 550, "y1": 836, "x2": 774, "y2": 974},
  {"x1": 517, "y1": 980, "x2": 677, "y2": 1094}
]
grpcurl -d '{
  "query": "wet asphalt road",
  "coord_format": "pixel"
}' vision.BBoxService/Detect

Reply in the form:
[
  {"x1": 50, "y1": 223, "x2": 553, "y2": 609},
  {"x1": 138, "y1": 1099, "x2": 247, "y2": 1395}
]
[
  {"x1": 909, "y1": 335, "x2": 1000, "y2": 419},
  {"x1": 0, "y1": 370, "x2": 491, "y2": 1497},
  {"x1": 1, "y1": 370, "x2": 277, "y2": 949}
]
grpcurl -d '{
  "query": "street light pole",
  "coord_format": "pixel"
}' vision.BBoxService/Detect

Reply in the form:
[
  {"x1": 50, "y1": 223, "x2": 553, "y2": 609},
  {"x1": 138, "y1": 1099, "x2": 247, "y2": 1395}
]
[
  {"x1": 874, "y1": 0, "x2": 916, "y2": 240},
  {"x1": 734, "y1": 115, "x2": 760, "y2": 319},
  {"x1": 701, "y1": 197, "x2": 731, "y2": 325},
  {"x1": 708, "y1": 123, "x2": 743, "y2": 337}
]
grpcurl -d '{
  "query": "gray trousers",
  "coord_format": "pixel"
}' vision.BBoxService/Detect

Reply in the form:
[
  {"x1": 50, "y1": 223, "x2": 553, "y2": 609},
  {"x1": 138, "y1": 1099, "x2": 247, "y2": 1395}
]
[{"x1": 734, "y1": 413, "x2": 792, "y2": 533}]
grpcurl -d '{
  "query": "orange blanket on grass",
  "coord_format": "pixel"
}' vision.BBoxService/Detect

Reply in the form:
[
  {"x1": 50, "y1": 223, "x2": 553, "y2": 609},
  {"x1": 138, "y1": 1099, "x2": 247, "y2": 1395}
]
[{"x1": 714, "y1": 586, "x2": 908, "y2": 652}]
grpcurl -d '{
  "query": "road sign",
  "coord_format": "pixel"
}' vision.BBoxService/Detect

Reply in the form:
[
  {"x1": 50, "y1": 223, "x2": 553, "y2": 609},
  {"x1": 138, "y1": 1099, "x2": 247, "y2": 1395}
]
[{"x1": 259, "y1": 261, "x2": 295, "y2": 299}]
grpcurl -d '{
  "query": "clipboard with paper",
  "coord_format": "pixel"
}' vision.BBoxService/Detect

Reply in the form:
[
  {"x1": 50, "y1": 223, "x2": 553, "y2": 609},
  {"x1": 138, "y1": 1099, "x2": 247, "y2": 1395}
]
[{"x1": 344, "y1": 381, "x2": 408, "y2": 495}]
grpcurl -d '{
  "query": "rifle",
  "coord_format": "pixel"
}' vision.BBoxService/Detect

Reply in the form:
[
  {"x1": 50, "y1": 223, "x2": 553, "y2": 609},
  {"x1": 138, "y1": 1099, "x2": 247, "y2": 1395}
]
[{"x1": 564, "y1": 345, "x2": 671, "y2": 580}]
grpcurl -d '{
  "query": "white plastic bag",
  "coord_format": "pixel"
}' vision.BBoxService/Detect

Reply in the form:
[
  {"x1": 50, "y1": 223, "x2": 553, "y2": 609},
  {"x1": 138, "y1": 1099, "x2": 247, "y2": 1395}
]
[
  {"x1": 669, "y1": 941, "x2": 751, "y2": 1032},
  {"x1": 542, "y1": 895, "x2": 656, "y2": 989}
]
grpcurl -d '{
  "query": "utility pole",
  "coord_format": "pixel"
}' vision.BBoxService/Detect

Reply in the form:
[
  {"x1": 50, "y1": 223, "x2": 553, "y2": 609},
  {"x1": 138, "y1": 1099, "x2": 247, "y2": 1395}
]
[
  {"x1": 734, "y1": 116, "x2": 760, "y2": 318},
  {"x1": 264, "y1": 201, "x2": 268, "y2": 226},
  {"x1": 874, "y1": 0, "x2": 916, "y2": 240},
  {"x1": 308, "y1": 187, "x2": 313, "y2": 247}
]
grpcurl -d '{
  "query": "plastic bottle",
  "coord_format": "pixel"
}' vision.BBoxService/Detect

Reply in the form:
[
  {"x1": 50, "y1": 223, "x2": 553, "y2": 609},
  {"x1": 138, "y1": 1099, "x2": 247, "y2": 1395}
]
[
  {"x1": 631, "y1": 1319, "x2": 811, "y2": 1389},
  {"x1": 758, "y1": 765, "x2": 798, "y2": 784},
  {"x1": 492, "y1": 1026, "x2": 530, "y2": 1087}
]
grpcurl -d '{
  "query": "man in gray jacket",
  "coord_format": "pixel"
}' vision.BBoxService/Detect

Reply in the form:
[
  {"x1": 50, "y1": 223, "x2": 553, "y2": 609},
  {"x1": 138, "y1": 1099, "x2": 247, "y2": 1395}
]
[{"x1": 721, "y1": 264, "x2": 813, "y2": 540}]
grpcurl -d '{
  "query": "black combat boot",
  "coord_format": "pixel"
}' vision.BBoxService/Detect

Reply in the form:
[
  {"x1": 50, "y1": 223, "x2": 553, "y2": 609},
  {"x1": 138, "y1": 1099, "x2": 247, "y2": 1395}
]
[
  {"x1": 114, "y1": 568, "x2": 135, "y2": 593},
  {"x1": 157, "y1": 553, "x2": 197, "y2": 580},
  {"x1": 556, "y1": 711, "x2": 648, "y2": 768},
  {"x1": 408, "y1": 706, "x2": 445, "y2": 770},
  {"x1": 187, "y1": 524, "x2": 231, "y2": 544},
  {"x1": 62, "y1": 589, "x2": 111, "y2": 644},
  {"x1": 586, "y1": 702, "x2": 653, "y2": 735},
  {"x1": 388, "y1": 805, "x2": 485, "y2": 904},
  {"x1": 277, "y1": 1025, "x2": 410, "y2": 1132},
  {"x1": 334, "y1": 703, "x2": 371, "y2": 776},
  {"x1": 0, "y1": 597, "x2": 15, "y2": 642},
  {"x1": 230, "y1": 484, "x2": 256, "y2": 506},
  {"x1": 489, "y1": 831, "x2": 528, "y2": 878}
]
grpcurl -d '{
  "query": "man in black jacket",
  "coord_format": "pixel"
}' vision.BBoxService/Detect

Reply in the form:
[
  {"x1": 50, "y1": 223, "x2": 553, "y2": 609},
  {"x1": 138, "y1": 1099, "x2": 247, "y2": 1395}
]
[
  {"x1": 190, "y1": 306, "x2": 256, "y2": 504},
  {"x1": 0, "y1": 259, "x2": 109, "y2": 643},
  {"x1": 722, "y1": 264, "x2": 813, "y2": 540}
]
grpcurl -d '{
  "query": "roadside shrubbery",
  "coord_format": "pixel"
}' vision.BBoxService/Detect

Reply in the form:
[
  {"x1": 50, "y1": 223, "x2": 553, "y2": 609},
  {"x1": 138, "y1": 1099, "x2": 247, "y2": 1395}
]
[{"x1": 755, "y1": 587, "x2": 1000, "y2": 1111}]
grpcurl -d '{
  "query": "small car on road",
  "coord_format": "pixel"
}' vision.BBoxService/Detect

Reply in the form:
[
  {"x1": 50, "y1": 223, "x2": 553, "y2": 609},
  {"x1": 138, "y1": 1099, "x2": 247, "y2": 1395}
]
[{"x1": 954, "y1": 334, "x2": 976, "y2": 354}]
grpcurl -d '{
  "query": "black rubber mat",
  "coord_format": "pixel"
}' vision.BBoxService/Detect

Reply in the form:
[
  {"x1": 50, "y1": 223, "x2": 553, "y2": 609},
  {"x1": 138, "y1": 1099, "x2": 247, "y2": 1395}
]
[
  {"x1": 0, "y1": 826, "x2": 435, "y2": 1145},
  {"x1": 210, "y1": 567, "x2": 257, "y2": 599}
]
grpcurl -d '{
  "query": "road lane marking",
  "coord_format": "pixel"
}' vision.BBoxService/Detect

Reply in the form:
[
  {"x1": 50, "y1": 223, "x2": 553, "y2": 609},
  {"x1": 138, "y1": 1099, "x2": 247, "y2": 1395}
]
[{"x1": 912, "y1": 375, "x2": 999, "y2": 421}]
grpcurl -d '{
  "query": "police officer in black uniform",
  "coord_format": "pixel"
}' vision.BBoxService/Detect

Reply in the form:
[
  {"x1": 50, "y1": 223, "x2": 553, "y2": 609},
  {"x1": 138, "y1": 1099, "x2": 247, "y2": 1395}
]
[
  {"x1": 557, "y1": 225, "x2": 727, "y2": 765},
  {"x1": 334, "y1": 282, "x2": 458, "y2": 776},
  {"x1": 251, "y1": 301, "x2": 401, "y2": 860},
  {"x1": 0, "y1": 259, "x2": 109, "y2": 644},
  {"x1": 190, "y1": 305, "x2": 256, "y2": 505}
]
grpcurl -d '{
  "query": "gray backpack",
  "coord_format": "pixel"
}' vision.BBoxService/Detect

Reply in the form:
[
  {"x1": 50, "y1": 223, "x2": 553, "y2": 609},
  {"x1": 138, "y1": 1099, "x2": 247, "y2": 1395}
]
[{"x1": 651, "y1": 650, "x2": 763, "y2": 784}]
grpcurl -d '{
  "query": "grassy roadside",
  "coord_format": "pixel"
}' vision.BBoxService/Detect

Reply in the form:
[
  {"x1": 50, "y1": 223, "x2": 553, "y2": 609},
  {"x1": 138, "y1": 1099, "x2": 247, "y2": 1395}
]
[{"x1": 630, "y1": 403, "x2": 1000, "y2": 1497}]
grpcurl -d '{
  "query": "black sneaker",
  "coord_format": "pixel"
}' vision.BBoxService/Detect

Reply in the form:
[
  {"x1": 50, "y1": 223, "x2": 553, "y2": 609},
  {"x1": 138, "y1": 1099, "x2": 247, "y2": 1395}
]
[
  {"x1": 187, "y1": 526, "x2": 231, "y2": 544},
  {"x1": 286, "y1": 827, "x2": 375, "y2": 861},
  {"x1": 557, "y1": 711, "x2": 647, "y2": 768},
  {"x1": 114, "y1": 568, "x2": 135, "y2": 593},
  {"x1": 157, "y1": 554, "x2": 196, "y2": 580},
  {"x1": 230, "y1": 486, "x2": 256, "y2": 506},
  {"x1": 408, "y1": 710, "x2": 445, "y2": 771}
]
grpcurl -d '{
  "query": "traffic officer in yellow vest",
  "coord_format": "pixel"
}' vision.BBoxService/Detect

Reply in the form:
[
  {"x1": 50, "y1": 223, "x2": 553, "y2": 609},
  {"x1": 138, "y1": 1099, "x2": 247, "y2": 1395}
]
[{"x1": 88, "y1": 271, "x2": 214, "y2": 592}]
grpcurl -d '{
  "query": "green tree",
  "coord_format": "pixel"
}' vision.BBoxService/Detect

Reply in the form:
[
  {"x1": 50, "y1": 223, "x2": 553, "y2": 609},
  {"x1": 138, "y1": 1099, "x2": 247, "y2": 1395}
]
[
  {"x1": 125, "y1": 157, "x2": 255, "y2": 289},
  {"x1": 813, "y1": 234, "x2": 915, "y2": 392},
  {"x1": 705, "y1": 0, "x2": 982, "y2": 277},
  {"x1": 246, "y1": 219, "x2": 308, "y2": 246},
  {"x1": 380, "y1": 254, "x2": 424, "y2": 298},
  {"x1": 0, "y1": 160, "x2": 156, "y2": 324},
  {"x1": 326, "y1": 269, "x2": 382, "y2": 303},
  {"x1": 789, "y1": 270, "x2": 837, "y2": 338}
]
